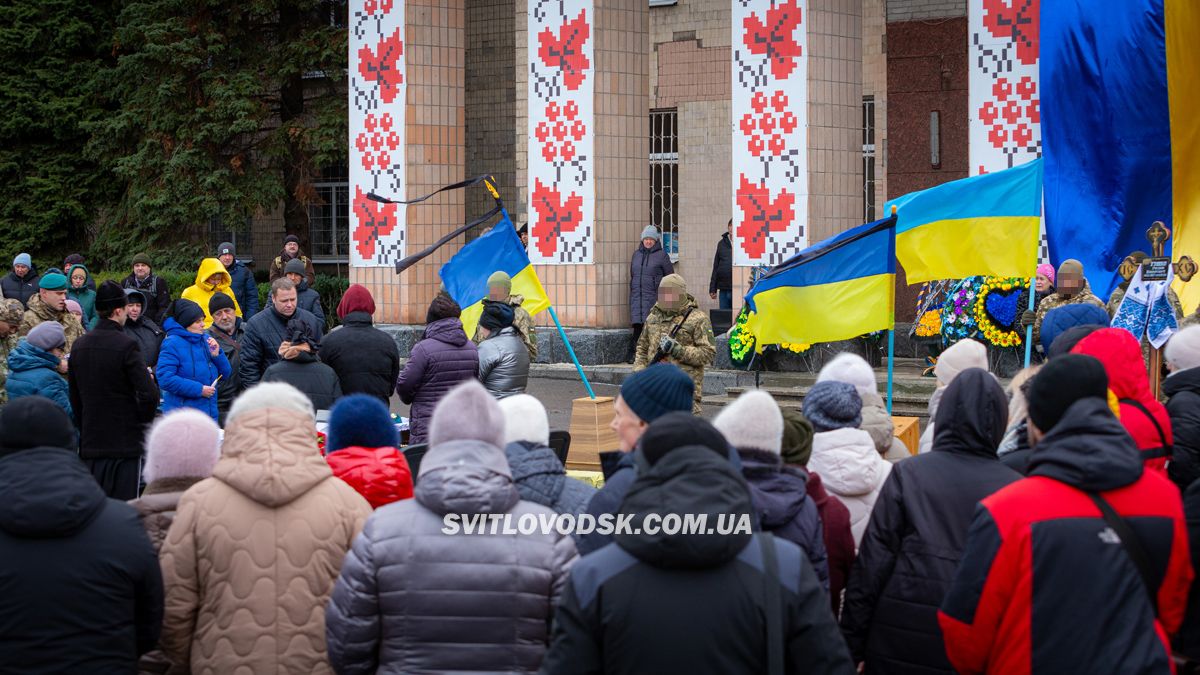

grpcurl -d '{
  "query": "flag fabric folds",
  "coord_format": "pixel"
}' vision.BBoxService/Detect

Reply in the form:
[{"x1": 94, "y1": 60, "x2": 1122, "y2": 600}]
[
  {"x1": 1042, "y1": 0, "x2": 1200, "y2": 306},
  {"x1": 439, "y1": 215, "x2": 550, "y2": 337},
  {"x1": 885, "y1": 159, "x2": 1042, "y2": 285},
  {"x1": 743, "y1": 217, "x2": 895, "y2": 351}
]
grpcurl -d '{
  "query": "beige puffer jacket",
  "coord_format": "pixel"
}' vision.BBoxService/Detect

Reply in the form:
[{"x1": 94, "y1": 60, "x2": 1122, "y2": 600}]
[{"x1": 159, "y1": 407, "x2": 372, "y2": 674}]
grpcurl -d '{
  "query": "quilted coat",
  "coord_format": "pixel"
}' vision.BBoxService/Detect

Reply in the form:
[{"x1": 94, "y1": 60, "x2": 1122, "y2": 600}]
[
  {"x1": 1165, "y1": 366, "x2": 1200, "y2": 490},
  {"x1": 628, "y1": 241, "x2": 673, "y2": 324},
  {"x1": 326, "y1": 446, "x2": 414, "y2": 509},
  {"x1": 394, "y1": 317, "x2": 479, "y2": 444},
  {"x1": 325, "y1": 438, "x2": 578, "y2": 674},
  {"x1": 156, "y1": 318, "x2": 232, "y2": 422},
  {"x1": 321, "y1": 311, "x2": 401, "y2": 405},
  {"x1": 159, "y1": 407, "x2": 372, "y2": 674},
  {"x1": 477, "y1": 326, "x2": 530, "y2": 398},
  {"x1": 505, "y1": 440, "x2": 596, "y2": 517},
  {"x1": 808, "y1": 427, "x2": 892, "y2": 547},
  {"x1": 6, "y1": 339, "x2": 71, "y2": 416}
]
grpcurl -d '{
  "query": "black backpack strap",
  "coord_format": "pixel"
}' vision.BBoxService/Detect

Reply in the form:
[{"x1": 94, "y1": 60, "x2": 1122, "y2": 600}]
[
  {"x1": 760, "y1": 533, "x2": 784, "y2": 675},
  {"x1": 1086, "y1": 491, "x2": 1158, "y2": 616},
  {"x1": 1119, "y1": 398, "x2": 1172, "y2": 460}
]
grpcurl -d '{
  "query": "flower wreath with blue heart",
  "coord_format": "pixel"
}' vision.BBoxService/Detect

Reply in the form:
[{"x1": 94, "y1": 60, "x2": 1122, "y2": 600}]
[{"x1": 973, "y1": 276, "x2": 1030, "y2": 348}]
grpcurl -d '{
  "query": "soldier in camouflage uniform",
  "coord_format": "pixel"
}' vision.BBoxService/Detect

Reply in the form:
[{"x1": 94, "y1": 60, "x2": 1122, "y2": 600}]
[
  {"x1": 1021, "y1": 259, "x2": 1106, "y2": 350},
  {"x1": 0, "y1": 299, "x2": 24, "y2": 405},
  {"x1": 633, "y1": 274, "x2": 715, "y2": 414},
  {"x1": 18, "y1": 272, "x2": 85, "y2": 354},
  {"x1": 472, "y1": 271, "x2": 538, "y2": 360}
]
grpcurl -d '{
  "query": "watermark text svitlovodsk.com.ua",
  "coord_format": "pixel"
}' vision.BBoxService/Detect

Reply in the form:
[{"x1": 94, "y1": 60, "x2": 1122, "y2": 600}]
[{"x1": 443, "y1": 512, "x2": 754, "y2": 537}]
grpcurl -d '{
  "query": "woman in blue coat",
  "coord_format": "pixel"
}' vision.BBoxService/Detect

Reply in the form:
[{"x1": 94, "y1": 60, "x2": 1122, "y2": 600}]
[
  {"x1": 6, "y1": 321, "x2": 72, "y2": 416},
  {"x1": 156, "y1": 299, "x2": 231, "y2": 422}
]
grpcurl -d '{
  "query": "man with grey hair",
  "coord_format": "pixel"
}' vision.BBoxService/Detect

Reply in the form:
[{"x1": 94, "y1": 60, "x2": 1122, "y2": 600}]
[{"x1": 238, "y1": 278, "x2": 324, "y2": 388}]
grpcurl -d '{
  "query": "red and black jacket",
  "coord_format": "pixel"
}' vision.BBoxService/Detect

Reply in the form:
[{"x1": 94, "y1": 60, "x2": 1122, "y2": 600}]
[{"x1": 938, "y1": 397, "x2": 1192, "y2": 675}]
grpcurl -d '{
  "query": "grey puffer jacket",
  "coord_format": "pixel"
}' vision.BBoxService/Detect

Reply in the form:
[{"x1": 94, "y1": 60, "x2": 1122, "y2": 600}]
[
  {"x1": 477, "y1": 326, "x2": 530, "y2": 399},
  {"x1": 505, "y1": 441, "x2": 596, "y2": 519},
  {"x1": 325, "y1": 438, "x2": 577, "y2": 674}
]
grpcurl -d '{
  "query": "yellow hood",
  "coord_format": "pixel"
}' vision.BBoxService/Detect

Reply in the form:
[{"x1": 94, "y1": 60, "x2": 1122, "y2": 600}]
[{"x1": 194, "y1": 257, "x2": 231, "y2": 290}]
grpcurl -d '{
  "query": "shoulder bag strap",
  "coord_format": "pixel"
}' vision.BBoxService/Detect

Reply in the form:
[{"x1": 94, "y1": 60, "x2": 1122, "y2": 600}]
[
  {"x1": 1120, "y1": 397, "x2": 1172, "y2": 460},
  {"x1": 669, "y1": 307, "x2": 694, "y2": 339},
  {"x1": 1086, "y1": 491, "x2": 1158, "y2": 616},
  {"x1": 759, "y1": 533, "x2": 784, "y2": 675}
]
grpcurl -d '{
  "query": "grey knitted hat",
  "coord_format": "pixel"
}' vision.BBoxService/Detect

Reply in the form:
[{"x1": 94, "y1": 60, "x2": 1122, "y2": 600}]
[{"x1": 802, "y1": 381, "x2": 863, "y2": 433}]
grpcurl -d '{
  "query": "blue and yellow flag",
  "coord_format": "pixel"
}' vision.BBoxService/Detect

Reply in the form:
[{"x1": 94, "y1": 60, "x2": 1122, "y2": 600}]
[
  {"x1": 885, "y1": 159, "x2": 1042, "y2": 285},
  {"x1": 743, "y1": 217, "x2": 895, "y2": 351},
  {"x1": 439, "y1": 215, "x2": 550, "y2": 337}
]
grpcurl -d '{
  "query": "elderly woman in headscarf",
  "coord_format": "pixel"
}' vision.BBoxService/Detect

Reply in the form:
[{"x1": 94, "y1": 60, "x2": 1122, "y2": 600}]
[{"x1": 918, "y1": 338, "x2": 987, "y2": 454}]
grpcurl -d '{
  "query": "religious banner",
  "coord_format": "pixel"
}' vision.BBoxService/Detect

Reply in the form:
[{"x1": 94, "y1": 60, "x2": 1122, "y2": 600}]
[
  {"x1": 527, "y1": 0, "x2": 595, "y2": 264},
  {"x1": 731, "y1": 0, "x2": 808, "y2": 267},
  {"x1": 349, "y1": 0, "x2": 406, "y2": 267},
  {"x1": 969, "y1": 0, "x2": 1041, "y2": 176}
]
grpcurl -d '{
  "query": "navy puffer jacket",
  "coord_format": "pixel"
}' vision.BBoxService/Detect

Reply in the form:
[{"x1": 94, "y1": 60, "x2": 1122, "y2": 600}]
[
  {"x1": 628, "y1": 242, "x2": 673, "y2": 324},
  {"x1": 394, "y1": 317, "x2": 479, "y2": 444},
  {"x1": 738, "y1": 448, "x2": 830, "y2": 591},
  {"x1": 505, "y1": 441, "x2": 596, "y2": 519}
]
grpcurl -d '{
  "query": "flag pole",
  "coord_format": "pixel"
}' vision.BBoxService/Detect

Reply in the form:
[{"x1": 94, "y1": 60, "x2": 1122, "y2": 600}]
[
  {"x1": 1023, "y1": 276, "x2": 1036, "y2": 368},
  {"x1": 887, "y1": 204, "x2": 897, "y2": 415}
]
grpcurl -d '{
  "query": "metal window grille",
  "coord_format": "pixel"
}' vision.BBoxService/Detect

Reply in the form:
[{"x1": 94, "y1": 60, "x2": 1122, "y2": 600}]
[
  {"x1": 650, "y1": 108, "x2": 679, "y2": 257},
  {"x1": 863, "y1": 96, "x2": 877, "y2": 223},
  {"x1": 208, "y1": 215, "x2": 254, "y2": 261},
  {"x1": 309, "y1": 166, "x2": 349, "y2": 261}
]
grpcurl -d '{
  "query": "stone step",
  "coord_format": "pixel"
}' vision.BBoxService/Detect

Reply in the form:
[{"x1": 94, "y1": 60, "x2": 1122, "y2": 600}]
[
  {"x1": 702, "y1": 394, "x2": 931, "y2": 420},
  {"x1": 724, "y1": 385, "x2": 933, "y2": 406}
]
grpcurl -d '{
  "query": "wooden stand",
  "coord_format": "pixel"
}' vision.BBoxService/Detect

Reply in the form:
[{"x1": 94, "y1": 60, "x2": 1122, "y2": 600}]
[
  {"x1": 567, "y1": 396, "x2": 617, "y2": 471},
  {"x1": 892, "y1": 416, "x2": 920, "y2": 456}
]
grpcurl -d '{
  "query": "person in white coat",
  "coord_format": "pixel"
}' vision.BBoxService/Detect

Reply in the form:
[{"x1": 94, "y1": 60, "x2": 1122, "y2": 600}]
[
  {"x1": 918, "y1": 338, "x2": 988, "y2": 454},
  {"x1": 817, "y1": 353, "x2": 909, "y2": 462},
  {"x1": 804, "y1": 380, "x2": 892, "y2": 547}
]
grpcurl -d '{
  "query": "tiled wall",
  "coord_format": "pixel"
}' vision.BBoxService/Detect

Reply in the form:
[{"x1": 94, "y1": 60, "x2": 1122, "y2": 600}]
[
  {"x1": 351, "y1": 0, "x2": 466, "y2": 324},
  {"x1": 863, "y1": 0, "x2": 887, "y2": 216},
  {"x1": 516, "y1": 0, "x2": 650, "y2": 328},
  {"x1": 465, "y1": 0, "x2": 517, "y2": 230},
  {"x1": 888, "y1": 0, "x2": 966, "y2": 22}
]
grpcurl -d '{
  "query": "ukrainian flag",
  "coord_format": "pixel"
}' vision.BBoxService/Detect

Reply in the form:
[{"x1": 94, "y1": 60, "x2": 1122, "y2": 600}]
[
  {"x1": 885, "y1": 159, "x2": 1042, "y2": 285},
  {"x1": 440, "y1": 214, "x2": 550, "y2": 337},
  {"x1": 743, "y1": 217, "x2": 895, "y2": 351}
]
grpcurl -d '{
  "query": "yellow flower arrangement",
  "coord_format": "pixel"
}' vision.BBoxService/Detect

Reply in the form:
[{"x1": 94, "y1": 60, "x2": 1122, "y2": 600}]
[
  {"x1": 914, "y1": 309, "x2": 942, "y2": 337},
  {"x1": 973, "y1": 276, "x2": 1028, "y2": 348},
  {"x1": 780, "y1": 342, "x2": 811, "y2": 354}
]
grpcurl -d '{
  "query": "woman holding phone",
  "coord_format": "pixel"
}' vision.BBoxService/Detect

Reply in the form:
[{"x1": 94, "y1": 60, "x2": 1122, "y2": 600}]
[{"x1": 156, "y1": 298, "x2": 232, "y2": 422}]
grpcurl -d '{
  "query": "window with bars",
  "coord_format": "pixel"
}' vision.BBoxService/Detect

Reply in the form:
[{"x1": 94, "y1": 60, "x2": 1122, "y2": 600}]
[
  {"x1": 309, "y1": 166, "x2": 349, "y2": 261},
  {"x1": 863, "y1": 96, "x2": 877, "y2": 223},
  {"x1": 650, "y1": 108, "x2": 679, "y2": 257},
  {"x1": 208, "y1": 215, "x2": 254, "y2": 261}
]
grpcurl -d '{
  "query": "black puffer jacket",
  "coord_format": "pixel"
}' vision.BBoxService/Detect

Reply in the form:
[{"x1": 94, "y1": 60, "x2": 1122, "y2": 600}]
[
  {"x1": 1166, "y1": 367, "x2": 1200, "y2": 490},
  {"x1": 1175, "y1": 478, "x2": 1200, "y2": 661},
  {"x1": 709, "y1": 231, "x2": 732, "y2": 294},
  {"x1": 738, "y1": 447, "x2": 829, "y2": 591},
  {"x1": 238, "y1": 305, "x2": 324, "y2": 387},
  {"x1": 321, "y1": 311, "x2": 400, "y2": 405},
  {"x1": 1, "y1": 268, "x2": 39, "y2": 307},
  {"x1": 0, "y1": 446, "x2": 163, "y2": 672},
  {"x1": 840, "y1": 369, "x2": 1020, "y2": 674},
  {"x1": 541, "y1": 445, "x2": 852, "y2": 674},
  {"x1": 123, "y1": 314, "x2": 164, "y2": 370},
  {"x1": 262, "y1": 351, "x2": 343, "y2": 411}
]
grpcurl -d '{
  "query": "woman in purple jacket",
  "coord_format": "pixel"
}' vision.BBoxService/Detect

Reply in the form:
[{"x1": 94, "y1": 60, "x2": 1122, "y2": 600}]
[{"x1": 395, "y1": 294, "x2": 480, "y2": 444}]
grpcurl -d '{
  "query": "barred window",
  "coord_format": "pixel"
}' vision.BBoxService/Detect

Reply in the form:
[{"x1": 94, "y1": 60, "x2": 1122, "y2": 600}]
[
  {"x1": 308, "y1": 166, "x2": 349, "y2": 261},
  {"x1": 650, "y1": 108, "x2": 679, "y2": 258},
  {"x1": 863, "y1": 96, "x2": 877, "y2": 223}
]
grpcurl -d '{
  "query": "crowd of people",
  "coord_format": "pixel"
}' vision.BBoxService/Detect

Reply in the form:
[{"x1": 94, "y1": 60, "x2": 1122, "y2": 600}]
[{"x1": 5, "y1": 241, "x2": 1200, "y2": 674}]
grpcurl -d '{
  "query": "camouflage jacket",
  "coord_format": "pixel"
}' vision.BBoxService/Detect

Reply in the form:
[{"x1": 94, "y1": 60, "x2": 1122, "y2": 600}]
[
  {"x1": 19, "y1": 294, "x2": 85, "y2": 353},
  {"x1": 633, "y1": 295, "x2": 715, "y2": 412},
  {"x1": 0, "y1": 333, "x2": 17, "y2": 405},
  {"x1": 1032, "y1": 281, "x2": 1106, "y2": 348},
  {"x1": 473, "y1": 295, "x2": 538, "y2": 360}
]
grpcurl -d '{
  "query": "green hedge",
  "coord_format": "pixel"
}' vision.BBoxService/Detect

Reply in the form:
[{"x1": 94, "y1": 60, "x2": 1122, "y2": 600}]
[{"x1": 89, "y1": 269, "x2": 349, "y2": 330}]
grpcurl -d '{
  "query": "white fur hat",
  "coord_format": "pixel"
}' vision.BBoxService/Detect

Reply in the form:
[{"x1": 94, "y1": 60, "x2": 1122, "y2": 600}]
[
  {"x1": 713, "y1": 389, "x2": 784, "y2": 454},
  {"x1": 227, "y1": 382, "x2": 315, "y2": 426},
  {"x1": 143, "y1": 409, "x2": 222, "y2": 483},
  {"x1": 936, "y1": 339, "x2": 988, "y2": 387},
  {"x1": 1167, "y1": 325, "x2": 1200, "y2": 372},
  {"x1": 816, "y1": 352, "x2": 877, "y2": 399},
  {"x1": 498, "y1": 394, "x2": 550, "y2": 446}
]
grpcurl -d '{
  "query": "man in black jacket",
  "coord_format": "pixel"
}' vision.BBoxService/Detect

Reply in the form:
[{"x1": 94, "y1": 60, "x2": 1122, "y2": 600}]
[
  {"x1": 321, "y1": 284, "x2": 399, "y2": 405},
  {"x1": 262, "y1": 319, "x2": 342, "y2": 411},
  {"x1": 1, "y1": 252, "x2": 39, "y2": 307},
  {"x1": 68, "y1": 281, "x2": 160, "y2": 499},
  {"x1": 121, "y1": 253, "x2": 172, "y2": 325},
  {"x1": 541, "y1": 413, "x2": 852, "y2": 674},
  {"x1": 0, "y1": 397, "x2": 163, "y2": 672},
  {"x1": 122, "y1": 289, "x2": 165, "y2": 371},
  {"x1": 209, "y1": 293, "x2": 245, "y2": 426},
  {"x1": 240, "y1": 278, "x2": 324, "y2": 388},
  {"x1": 709, "y1": 219, "x2": 733, "y2": 310}
]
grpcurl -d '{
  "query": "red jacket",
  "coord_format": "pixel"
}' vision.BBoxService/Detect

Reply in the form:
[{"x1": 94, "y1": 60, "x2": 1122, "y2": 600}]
[
  {"x1": 938, "y1": 398, "x2": 1191, "y2": 675},
  {"x1": 325, "y1": 446, "x2": 414, "y2": 509},
  {"x1": 1072, "y1": 328, "x2": 1173, "y2": 472},
  {"x1": 806, "y1": 470, "x2": 855, "y2": 617}
]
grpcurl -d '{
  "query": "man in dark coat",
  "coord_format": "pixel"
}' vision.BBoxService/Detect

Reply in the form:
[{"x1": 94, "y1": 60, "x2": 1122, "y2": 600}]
[
  {"x1": 1, "y1": 252, "x2": 39, "y2": 307},
  {"x1": 277, "y1": 257, "x2": 324, "y2": 325},
  {"x1": 216, "y1": 242, "x2": 258, "y2": 319},
  {"x1": 541, "y1": 413, "x2": 853, "y2": 674},
  {"x1": 239, "y1": 278, "x2": 324, "y2": 388},
  {"x1": 1165, "y1": 325, "x2": 1200, "y2": 490},
  {"x1": 0, "y1": 397, "x2": 163, "y2": 672},
  {"x1": 322, "y1": 284, "x2": 399, "y2": 406},
  {"x1": 262, "y1": 318, "x2": 342, "y2": 411},
  {"x1": 68, "y1": 281, "x2": 161, "y2": 499},
  {"x1": 840, "y1": 368, "x2": 1020, "y2": 674},
  {"x1": 209, "y1": 293, "x2": 244, "y2": 426},
  {"x1": 268, "y1": 234, "x2": 316, "y2": 285},
  {"x1": 1176, "y1": 479, "x2": 1200, "y2": 664},
  {"x1": 394, "y1": 294, "x2": 479, "y2": 444},
  {"x1": 121, "y1": 253, "x2": 172, "y2": 325},
  {"x1": 709, "y1": 219, "x2": 733, "y2": 310},
  {"x1": 939, "y1": 355, "x2": 1192, "y2": 675},
  {"x1": 627, "y1": 225, "x2": 673, "y2": 362},
  {"x1": 122, "y1": 288, "x2": 165, "y2": 371}
]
